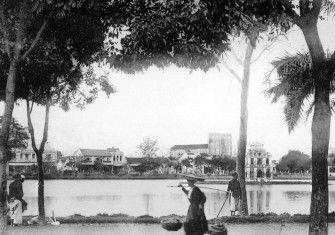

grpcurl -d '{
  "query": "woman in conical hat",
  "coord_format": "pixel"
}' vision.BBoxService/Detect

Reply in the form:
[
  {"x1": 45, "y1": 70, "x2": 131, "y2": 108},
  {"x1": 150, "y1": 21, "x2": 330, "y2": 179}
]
[{"x1": 178, "y1": 174, "x2": 208, "y2": 235}]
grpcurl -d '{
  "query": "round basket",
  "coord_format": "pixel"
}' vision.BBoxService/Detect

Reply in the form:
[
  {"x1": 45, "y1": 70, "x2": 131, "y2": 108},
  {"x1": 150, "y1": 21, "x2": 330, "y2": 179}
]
[
  {"x1": 161, "y1": 218, "x2": 183, "y2": 231},
  {"x1": 209, "y1": 223, "x2": 228, "y2": 235}
]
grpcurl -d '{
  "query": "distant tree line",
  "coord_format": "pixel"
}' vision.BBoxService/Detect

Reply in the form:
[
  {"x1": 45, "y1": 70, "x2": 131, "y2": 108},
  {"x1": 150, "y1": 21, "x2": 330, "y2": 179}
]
[{"x1": 277, "y1": 150, "x2": 311, "y2": 173}]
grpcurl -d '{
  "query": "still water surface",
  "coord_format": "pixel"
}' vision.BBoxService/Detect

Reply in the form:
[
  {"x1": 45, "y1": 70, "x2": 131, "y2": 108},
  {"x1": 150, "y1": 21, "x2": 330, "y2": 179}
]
[{"x1": 18, "y1": 180, "x2": 335, "y2": 218}]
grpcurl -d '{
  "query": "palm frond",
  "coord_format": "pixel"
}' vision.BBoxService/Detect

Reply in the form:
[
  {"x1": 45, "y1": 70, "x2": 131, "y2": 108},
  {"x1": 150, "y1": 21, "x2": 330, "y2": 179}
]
[
  {"x1": 331, "y1": 98, "x2": 335, "y2": 114},
  {"x1": 266, "y1": 52, "x2": 314, "y2": 132},
  {"x1": 264, "y1": 52, "x2": 311, "y2": 88},
  {"x1": 304, "y1": 100, "x2": 315, "y2": 124},
  {"x1": 322, "y1": 0, "x2": 335, "y2": 16},
  {"x1": 284, "y1": 91, "x2": 312, "y2": 132},
  {"x1": 272, "y1": 52, "x2": 312, "y2": 78}
]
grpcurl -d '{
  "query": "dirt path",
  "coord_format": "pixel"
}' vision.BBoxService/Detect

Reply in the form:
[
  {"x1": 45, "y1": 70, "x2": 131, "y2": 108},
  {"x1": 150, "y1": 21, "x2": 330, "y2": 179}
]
[{"x1": 5, "y1": 223, "x2": 335, "y2": 235}]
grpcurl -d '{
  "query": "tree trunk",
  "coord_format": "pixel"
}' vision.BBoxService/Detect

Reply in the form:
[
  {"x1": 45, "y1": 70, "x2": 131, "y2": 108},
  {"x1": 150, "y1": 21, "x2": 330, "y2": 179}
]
[
  {"x1": 26, "y1": 100, "x2": 50, "y2": 221},
  {"x1": 301, "y1": 22, "x2": 329, "y2": 235},
  {"x1": 236, "y1": 40, "x2": 255, "y2": 216},
  {"x1": 36, "y1": 151, "x2": 45, "y2": 220},
  {"x1": 0, "y1": 60, "x2": 18, "y2": 232}
]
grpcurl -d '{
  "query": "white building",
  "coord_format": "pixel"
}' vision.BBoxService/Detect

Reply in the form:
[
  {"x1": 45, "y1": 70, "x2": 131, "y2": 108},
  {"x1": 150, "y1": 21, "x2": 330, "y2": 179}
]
[
  {"x1": 245, "y1": 143, "x2": 273, "y2": 180},
  {"x1": 9, "y1": 142, "x2": 62, "y2": 174},
  {"x1": 170, "y1": 144, "x2": 209, "y2": 159},
  {"x1": 72, "y1": 148, "x2": 126, "y2": 166}
]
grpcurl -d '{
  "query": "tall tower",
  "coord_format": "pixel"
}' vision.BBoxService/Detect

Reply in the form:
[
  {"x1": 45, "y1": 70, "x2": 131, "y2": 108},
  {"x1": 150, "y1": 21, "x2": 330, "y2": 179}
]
[{"x1": 208, "y1": 133, "x2": 232, "y2": 156}]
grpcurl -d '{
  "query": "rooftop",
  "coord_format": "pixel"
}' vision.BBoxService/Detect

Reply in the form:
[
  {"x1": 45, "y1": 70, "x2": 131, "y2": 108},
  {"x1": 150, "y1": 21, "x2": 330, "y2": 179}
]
[
  {"x1": 171, "y1": 144, "x2": 208, "y2": 151},
  {"x1": 79, "y1": 149, "x2": 111, "y2": 157},
  {"x1": 77, "y1": 148, "x2": 122, "y2": 157}
]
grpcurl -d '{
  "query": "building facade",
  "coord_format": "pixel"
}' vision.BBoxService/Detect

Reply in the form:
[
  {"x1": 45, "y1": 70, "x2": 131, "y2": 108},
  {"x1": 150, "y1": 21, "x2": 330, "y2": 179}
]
[
  {"x1": 9, "y1": 142, "x2": 62, "y2": 175},
  {"x1": 170, "y1": 144, "x2": 209, "y2": 159},
  {"x1": 208, "y1": 133, "x2": 232, "y2": 156},
  {"x1": 72, "y1": 148, "x2": 126, "y2": 166},
  {"x1": 245, "y1": 143, "x2": 273, "y2": 180}
]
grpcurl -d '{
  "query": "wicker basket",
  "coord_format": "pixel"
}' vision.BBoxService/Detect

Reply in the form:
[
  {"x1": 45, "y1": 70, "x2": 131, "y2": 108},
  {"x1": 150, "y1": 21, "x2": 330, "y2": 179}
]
[
  {"x1": 209, "y1": 223, "x2": 228, "y2": 235},
  {"x1": 161, "y1": 218, "x2": 183, "y2": 231}
]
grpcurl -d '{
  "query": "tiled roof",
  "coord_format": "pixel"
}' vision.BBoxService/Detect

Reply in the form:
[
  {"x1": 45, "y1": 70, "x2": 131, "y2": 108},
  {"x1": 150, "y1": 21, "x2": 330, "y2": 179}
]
[
  {"x1": 107, "y1": 148, "x2": 120, "y2": 152},
  {"x1": 170, "y1": 144, "x2": 208, "y2": 151},
  {"x1": 79, "y1": 149, "x2": 111, "y2": 157}
]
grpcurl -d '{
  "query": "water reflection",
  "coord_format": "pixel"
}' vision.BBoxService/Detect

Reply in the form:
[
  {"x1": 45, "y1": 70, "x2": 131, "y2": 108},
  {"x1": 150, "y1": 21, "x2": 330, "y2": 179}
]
[
  {"x1": 142, "y1": 194, "x2": 153, "y2": 215},
  {"x1": 266, "y1": 191, "x2": 270, "y2": 211},
  {"x1": 284, "y1": 191, "x2": 310, "y2": 201},
  {"x1": 248, "y1": 190, "x2": 271, "y2": 214},
  {"x1": 18, "y1": 180, "x2": 335, "y2": 218}
]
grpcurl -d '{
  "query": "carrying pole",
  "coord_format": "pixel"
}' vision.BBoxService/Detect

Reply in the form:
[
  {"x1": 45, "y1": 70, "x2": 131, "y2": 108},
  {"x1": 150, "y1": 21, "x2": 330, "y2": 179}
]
[
  {"x1": 168, "y1": 185, "x2": 227, "y2": 192},
  {"x1": 216, "y1": 194, "x2": 229, "y2": 218}
]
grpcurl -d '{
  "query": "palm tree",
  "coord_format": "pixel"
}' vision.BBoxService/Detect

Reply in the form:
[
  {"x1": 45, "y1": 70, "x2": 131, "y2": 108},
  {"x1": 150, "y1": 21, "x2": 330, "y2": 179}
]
[{"x1": 266, "y1": 50, "x2": 335, "y2": 233}]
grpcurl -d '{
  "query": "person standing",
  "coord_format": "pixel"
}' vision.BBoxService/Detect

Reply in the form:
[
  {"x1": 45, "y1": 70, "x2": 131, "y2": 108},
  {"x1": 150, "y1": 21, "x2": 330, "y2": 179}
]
[
  {"x1": 226, "y1": 172, "x2": 241, "y2": 216},
  {"x1": 178, "y1": 174, "x2": 208, "y2": 235},
  {"x1": 9, "y1": 174, "x2": 27, "y2": 212}
]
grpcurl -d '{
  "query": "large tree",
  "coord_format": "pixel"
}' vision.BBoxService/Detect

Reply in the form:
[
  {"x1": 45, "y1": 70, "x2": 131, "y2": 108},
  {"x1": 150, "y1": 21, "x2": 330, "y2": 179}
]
[
  {"x1": 267, "y1": 39, "x2": 335, "y2": 233},
  {"x1": 17, "y1": 28, "x2": 113, "y2": 221},
  {"x1": 221, "y1": 24, "x2": 276, "y2": 215},
  {"x1": 0, "y1": 0, "x2": 122, "y2": 226}
]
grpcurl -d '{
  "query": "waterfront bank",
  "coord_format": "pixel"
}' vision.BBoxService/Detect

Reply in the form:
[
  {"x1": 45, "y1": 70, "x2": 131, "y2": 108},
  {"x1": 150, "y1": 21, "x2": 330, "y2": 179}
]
[
  {"x1": 5, "y1": 221, "x2": 335, "y2": 235},
  {"x1": 22, "y1": 212, "x2": 335, "y2": 224},
  {"x1": 17, "y1": 174, "x2": 320, "y2": 184}
]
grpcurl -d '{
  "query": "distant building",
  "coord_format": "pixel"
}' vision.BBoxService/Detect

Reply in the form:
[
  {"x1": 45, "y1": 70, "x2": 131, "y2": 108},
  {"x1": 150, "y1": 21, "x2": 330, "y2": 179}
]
[
  {"x1": 9, "y1": 142, "x2": 62, "y2": 174},
  {"x1": 329, "y1": 147, "x2": 335, "y2": 155},
  {"x1": 170, "y1": 144, "x2": 208, "y2": 159},
  {"x1": 245, "y1": 143, "x2": 273, "y2": 180},
  {"x1": 271, "y1": 160, "x2": 278, "y2": 174},
  {"x1": 72, "y1": 148, "x2": 126, "y2": 166},
  {"x1": 328, "y1": 154, "x2": 335, "y2": 176},
  {"x1": 208, "y1": 133, "x2": 232, "y2": 156},
  {"x1": 56, "y1": 156, "x2": 77, "y2": 172}
]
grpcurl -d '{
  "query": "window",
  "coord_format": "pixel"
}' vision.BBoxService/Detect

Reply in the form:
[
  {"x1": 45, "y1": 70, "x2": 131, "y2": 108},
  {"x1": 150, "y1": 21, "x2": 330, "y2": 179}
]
[
  {"x1": 113, "y1": 156, "x2": 115, "y2": 162},
  {"x1": 120, "y1": 156, "x2": 122, "y2": 162},
  {"x1": 25, "y1": 154, "x2": 29, "y2": 160},
  {"x1": 266, "y1": 158, "x2": 269, "y2": 165},
  {"x1": 250, "y1": 158, "x2": 254, "y2": 165},
  {"x1": 47, "y1": 154, "x2": 52, "y2": 161},
  {"x1": 32, "y1": 154, "x2": 35, "y2": 159},
  {"x1": 257, "y1": 158, "x2": 262, "y2": 166}
]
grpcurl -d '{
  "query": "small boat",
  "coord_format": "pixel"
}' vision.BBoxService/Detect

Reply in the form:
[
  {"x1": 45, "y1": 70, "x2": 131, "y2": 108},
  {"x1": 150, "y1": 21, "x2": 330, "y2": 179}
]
[{"x1": 161, "y1": 218, "x2": 183, "y2": 231}]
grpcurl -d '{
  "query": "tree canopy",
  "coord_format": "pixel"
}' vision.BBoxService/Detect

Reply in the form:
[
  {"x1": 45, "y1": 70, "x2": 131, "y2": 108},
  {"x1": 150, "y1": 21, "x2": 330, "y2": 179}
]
[
  {"x1": 277, "y1": 150, "x2": 311, "y2": 173},
  {"x1": 0, "y1": 2, "x2": 116, "y2": 107},
  {"x1": 133, "y1": 157, "x2": 160, "y2": 174},
  {"x1": 138, "y1": 137, "x2": 159, "y2": 158},
  {"x1": 0, "y1": 116, "x2": 29, "y2": 154},
  {"x1": 108, "y1": 0, "x2": 292, "y2": 73},
  {"x1": 211, "y1": 155, "x2": 236, "y2": 172}
]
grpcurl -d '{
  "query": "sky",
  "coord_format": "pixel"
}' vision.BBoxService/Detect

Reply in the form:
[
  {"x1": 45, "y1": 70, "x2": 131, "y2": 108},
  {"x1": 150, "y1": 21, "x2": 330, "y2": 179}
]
[{"x1": 1, "y1": 17, "x2": 335, "y2": 160}]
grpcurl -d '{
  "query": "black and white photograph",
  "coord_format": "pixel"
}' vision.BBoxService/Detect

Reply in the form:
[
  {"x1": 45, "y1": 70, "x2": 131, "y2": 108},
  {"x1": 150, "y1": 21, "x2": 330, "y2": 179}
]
[{"x1": 0, "y1": 0, "x2": 335, "y2": 234}]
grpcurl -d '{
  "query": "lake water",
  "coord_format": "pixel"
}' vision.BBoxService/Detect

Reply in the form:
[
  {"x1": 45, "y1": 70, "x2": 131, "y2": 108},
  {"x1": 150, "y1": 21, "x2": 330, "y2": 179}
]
[{"x1": 16, "y1": 179, "x2": 335, "y2": 218}]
